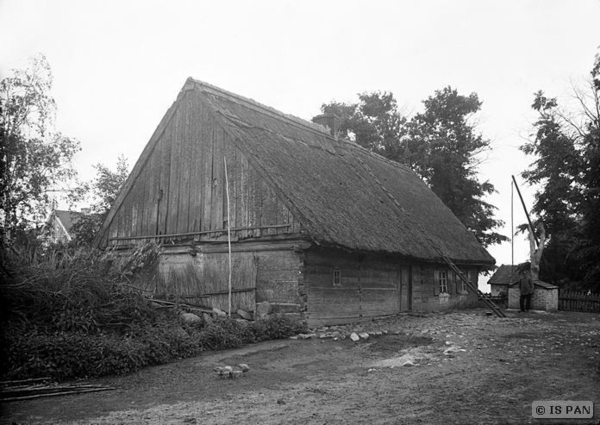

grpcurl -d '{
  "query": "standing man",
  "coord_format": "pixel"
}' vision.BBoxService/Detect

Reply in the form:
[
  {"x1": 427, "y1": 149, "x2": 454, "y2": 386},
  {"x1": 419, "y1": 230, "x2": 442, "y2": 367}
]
[{"x1": 519, "y1": 263, "x2": 534, "y2": 312}]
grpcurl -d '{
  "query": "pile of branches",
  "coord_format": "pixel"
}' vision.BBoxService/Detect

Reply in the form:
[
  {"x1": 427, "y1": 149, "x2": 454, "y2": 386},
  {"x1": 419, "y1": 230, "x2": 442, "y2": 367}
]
[
  {"x1": 0, "y1": 244, "x2": 160, "y2": 335},
  {"x1": 0, "y1": 378, "x2": 114, "y2": 402},
  {"x1": 0, "y1": 241, "x2": 307, "y2": 382}
]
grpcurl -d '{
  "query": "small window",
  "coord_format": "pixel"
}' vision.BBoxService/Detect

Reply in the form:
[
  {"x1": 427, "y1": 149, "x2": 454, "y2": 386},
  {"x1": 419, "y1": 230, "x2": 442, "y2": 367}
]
[
  {"x1": 333, "y1": 269, "x2": 342, "y2": 287},
  {"x1": 460, "y1": 270, "x2": 469, "y2": 293},
  {"x1": 439, "y1": 270, "x2": 448, "y2": 293}
]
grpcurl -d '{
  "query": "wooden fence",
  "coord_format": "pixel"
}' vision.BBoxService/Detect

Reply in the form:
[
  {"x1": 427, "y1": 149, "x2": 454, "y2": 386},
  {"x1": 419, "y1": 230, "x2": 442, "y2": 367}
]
[{"x1": 558, "y1": 290, "x2": 600, "y2": 313}]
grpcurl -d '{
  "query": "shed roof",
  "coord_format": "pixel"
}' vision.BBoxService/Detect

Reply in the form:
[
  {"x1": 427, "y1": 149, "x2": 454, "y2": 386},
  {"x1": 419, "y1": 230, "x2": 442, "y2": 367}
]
[
  {"x1": 488, "y1": 265, "x2": 520, "y2": 285},
  {"x1": 98, "y1": 78, "x2": 495, "y2": 265}
]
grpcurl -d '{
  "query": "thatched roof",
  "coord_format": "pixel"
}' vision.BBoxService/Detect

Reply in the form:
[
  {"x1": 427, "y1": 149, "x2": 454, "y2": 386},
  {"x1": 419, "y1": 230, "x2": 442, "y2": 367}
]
[{"x1": 188, "y1": 79, "x2": 494, "y2": 265}]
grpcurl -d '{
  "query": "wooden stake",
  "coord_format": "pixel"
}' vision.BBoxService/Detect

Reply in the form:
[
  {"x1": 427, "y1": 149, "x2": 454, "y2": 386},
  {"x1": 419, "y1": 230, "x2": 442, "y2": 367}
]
[{"x1": 224, "y1": 157, "x2": 232, "y2": 318}]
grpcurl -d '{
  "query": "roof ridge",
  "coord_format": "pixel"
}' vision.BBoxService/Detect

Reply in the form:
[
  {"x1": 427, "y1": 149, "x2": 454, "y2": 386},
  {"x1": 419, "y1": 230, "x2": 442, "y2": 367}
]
[
  {"x1": 188, "y1": 78, "x2": 330, "y2": 137},
  {"x1": 189, "y1": 78, "x2": 416, "y2": 173}
]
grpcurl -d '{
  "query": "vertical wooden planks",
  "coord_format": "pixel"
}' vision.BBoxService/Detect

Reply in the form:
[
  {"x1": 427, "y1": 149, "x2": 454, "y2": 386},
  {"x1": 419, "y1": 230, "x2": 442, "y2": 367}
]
[
  {"x1": 166, "y1": 103, "x2": 182, "y2": 235},
  {"x1": 145, "y1": 144, "x2": 159, "y2": 236},
  {"x1": 201, "y1": 117, "x2": 214, "y2": 232},
  {"x1": 210, "y1": 127, "x2": 224, "y2": 232},
  {"x1": 158, "y1": 133, "x2": 171, "y2": 235},
  {"x1": 177, "y1": 94, "x2": 192, "y2": 234},
  {"x1": 220, "y1": 130, "x2": 238, "y2": 232},
  {"x1": 238, "y1": 150, "x2": 250, "y2": 238},
  {"x1": 187, "y1": 93, "x2": 203, "y2": 234}
]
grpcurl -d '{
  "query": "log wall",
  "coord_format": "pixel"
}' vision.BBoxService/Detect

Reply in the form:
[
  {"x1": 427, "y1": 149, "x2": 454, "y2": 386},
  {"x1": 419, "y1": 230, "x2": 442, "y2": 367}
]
[
  {"x1": 411, "y1": 264, "x2": 479, "y2": 312},
  {"x1": 304, "y1": 248, "x2": 409, "y2": 326}
]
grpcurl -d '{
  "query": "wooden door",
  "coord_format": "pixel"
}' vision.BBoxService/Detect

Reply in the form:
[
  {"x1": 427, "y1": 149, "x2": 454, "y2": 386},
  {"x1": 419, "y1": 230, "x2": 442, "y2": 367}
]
[{"x1": 400, "y1": 266, "x2": 411, "y2": 311}]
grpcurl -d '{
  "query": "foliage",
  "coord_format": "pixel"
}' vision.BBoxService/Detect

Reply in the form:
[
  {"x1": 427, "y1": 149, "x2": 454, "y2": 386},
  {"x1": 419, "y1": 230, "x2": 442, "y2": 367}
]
[
  {"x1": 520, "y1": 53, "x2": 600, "y2": 290},
  {"x1": 321, "y1": 87, "x2": 507, "y2": 247},
  {"x1": 0, "y1": 243, "x2": 307, "y2": 381},
  {"x1": 0, "y1": 54, "x2": 80, "y2": 246},
  {"x1": 405, "y1": 87, "x2": 507, "y2": 247},
  {"x1": 322, "y1": 91, "x2": 408, "y2": 159},
  {"x1": 69, "y1": 155, "x2": 129, "y2": 246}
]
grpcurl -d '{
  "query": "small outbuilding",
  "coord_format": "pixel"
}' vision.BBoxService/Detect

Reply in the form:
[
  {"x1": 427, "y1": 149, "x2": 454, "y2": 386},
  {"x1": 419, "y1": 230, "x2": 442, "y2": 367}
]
[
  {"x1": 93, "y1": 78, "x2": 495, "y2": 326},
  {"x1": 487, "y1": 264, "x2": 519, "y2": 297},
  {"x1": 508, "y1": 280, "x2": 558, "y2": 312}
]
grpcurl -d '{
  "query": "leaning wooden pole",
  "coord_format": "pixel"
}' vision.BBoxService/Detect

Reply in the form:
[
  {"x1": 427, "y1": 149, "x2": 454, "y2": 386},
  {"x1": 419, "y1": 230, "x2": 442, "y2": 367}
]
[
  {"x1": 224, "y1": 157, "x2": 232, "y2": 318},
  {"x1": 511, "y1": 175, "x2": 539, "y2": 247}
]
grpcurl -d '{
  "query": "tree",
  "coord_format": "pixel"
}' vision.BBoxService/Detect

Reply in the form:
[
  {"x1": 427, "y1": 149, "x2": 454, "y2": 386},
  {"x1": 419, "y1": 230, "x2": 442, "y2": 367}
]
[
  {"x1": 0, "y1": 54, "x2": 80, "y2": 245},
  {"x1": 321, "y1": 91, "x2": 408, "y2": 160},
  {"x1": 520, "y1": 52, "x2": 600, "y2": 289},
  {"x1": 69, "y1": 155, "x2": 129, "y2": 246},
  {"x1": 321, "y1": 87, "x2": 507, "y2": 248},
  {"x1": 405, "y1": 87, "x2": 508, "y2": 247}
]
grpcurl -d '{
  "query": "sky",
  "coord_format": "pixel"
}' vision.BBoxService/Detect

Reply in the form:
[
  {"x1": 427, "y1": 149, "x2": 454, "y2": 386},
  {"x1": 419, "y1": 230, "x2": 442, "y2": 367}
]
[{"x1": 1, "y1": 0, "x2": 599, "y2": 289}]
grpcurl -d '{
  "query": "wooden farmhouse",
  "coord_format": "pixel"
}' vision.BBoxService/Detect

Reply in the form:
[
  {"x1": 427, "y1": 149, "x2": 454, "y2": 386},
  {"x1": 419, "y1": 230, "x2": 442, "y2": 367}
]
[{"x1": 94, "y1": 78, "x2": 495, "y2": 326}]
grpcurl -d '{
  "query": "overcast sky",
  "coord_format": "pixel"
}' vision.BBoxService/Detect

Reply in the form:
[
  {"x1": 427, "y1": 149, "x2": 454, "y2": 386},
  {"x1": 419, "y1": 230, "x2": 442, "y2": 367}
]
[{"x1": 1, "y1": 0, "x2": 599, "y2": 282}]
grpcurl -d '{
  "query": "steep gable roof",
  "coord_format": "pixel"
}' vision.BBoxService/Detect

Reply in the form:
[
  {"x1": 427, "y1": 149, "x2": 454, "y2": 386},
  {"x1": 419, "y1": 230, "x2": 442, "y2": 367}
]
[
  {"x1": 96, "y1": 78, "x2": 494, "y2": 265},
  {"x1": 54, "y1": 210, "x2": 83, "y2": 234}
]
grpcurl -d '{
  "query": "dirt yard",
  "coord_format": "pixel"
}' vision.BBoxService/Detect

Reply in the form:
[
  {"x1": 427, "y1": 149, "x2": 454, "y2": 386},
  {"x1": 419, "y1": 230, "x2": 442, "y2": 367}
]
[{"x1": 2, "y1": 309, "x2": 599, "y2": 425}]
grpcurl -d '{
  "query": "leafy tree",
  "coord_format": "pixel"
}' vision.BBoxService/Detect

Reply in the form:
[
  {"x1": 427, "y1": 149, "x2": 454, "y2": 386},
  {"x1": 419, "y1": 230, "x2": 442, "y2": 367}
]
[
  {"x1": 69, "y1": 155, "x2": 129, "y2": 246},
  {"x1": 405, "y1": 87, "x2": 507, "y2": 247},
  {"x1": 521, "y1": 52, "x2": 600, "y2": 289},
  {"x1": 0, "y1": 54, "x2": 80, "y2": 246},
  {"x1": 321, "y1": 91, "x2": 408, "y2": 160},
  {"x1": 321, "y1": 87, "x2": 507, "y2": 247},
  {"x1": 575, "y1": 53, "x2": 600, "y2": 288}
]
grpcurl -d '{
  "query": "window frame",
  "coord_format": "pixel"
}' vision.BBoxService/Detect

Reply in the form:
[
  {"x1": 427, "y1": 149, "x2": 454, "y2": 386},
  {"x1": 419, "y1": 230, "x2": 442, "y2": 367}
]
[
  {"x1": 333, "y1": 269, "x2": 342, "y2": 287},
  {"x1": 438, "y1": 270, "x2": 448, "y2": 294}
]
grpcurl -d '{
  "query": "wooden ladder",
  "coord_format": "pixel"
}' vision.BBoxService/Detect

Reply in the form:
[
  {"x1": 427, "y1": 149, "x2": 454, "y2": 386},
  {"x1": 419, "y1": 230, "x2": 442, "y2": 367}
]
[{"x1": 442, "y1": 256, "x2": 506, "y2": 317}]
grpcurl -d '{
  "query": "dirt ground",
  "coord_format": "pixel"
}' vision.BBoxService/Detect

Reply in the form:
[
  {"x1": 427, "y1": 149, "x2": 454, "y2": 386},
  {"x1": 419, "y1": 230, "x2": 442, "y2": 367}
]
[{"x1": 2, "y1": 309, "x2": 599, "y2": 425}]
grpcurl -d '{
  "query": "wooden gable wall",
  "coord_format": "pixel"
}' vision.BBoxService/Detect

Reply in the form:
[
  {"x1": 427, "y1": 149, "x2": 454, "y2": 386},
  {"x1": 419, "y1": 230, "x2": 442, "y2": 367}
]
[{"x1": 100, "y1": 89, "x2": 302, "y2": 247}]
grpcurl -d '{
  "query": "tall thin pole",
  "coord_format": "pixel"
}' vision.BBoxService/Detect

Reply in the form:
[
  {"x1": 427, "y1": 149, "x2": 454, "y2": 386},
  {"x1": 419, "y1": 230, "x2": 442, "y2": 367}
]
[
  {"x1": 224, "y1": 157, "x2": 232, "y2": 318},
  {"x1": 511, "y1": 180, "x2": 514, "y2": 270}
]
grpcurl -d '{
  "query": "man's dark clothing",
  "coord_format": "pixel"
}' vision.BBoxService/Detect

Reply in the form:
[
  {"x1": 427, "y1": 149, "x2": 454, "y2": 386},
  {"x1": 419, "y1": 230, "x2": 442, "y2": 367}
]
[{"x1": 519, "y1": 273, "x2": 534, "y2": 312}]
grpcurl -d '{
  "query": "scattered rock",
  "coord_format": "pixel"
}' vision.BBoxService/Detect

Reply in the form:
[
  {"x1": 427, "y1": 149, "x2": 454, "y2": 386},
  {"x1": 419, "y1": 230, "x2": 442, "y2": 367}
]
[
  {"x1": 402, "y1": 360, "x2": 415, "y2": 367},
  {"x1": 350, "y1": 332, "x2": 360, "y2": 342},
  {"x1": 212, "y1": 307, "x2": 227, "y2": 316},
  {"x1": 443, "y1": 346, "x2": 466, "y2": 355},
  {"x1": 181, "y1": 312, "x2": 202, "y2": 324},
  {"x1": 237, "y1": 309, "x2": 253, "y2": 320},
  {"x1": 359, "y1": 332, "x2": 370, "y2": 340},
  {"x1": 172, "y1": 326, "x2": 189, "y2": 339},
  {"x1": 297, "y1": 333, "x2": 316, "y2": 339},
  {"x1": 256, "y1": 301, "x2": 272, "y2": 319}
]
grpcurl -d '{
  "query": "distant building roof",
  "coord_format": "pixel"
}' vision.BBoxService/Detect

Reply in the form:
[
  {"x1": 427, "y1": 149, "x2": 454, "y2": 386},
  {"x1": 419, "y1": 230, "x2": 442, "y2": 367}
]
[
  {"x1": 488, "y1": 264, "x2": 520, "y2": 286},
  {"x1": 54, "y1": 210, "x2": 84, "y2": 234},
  {"x1": 509, "y1": 279, "x2": 558, "y2": 289}
]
